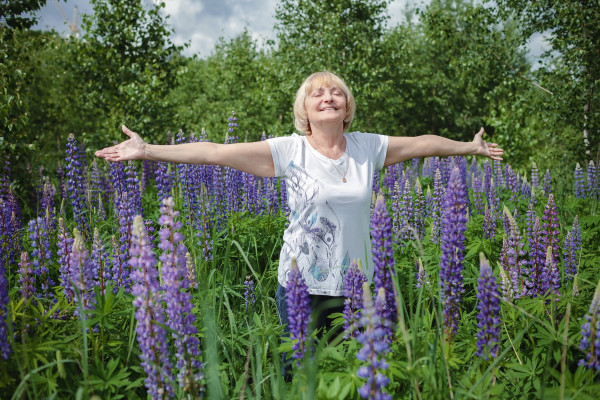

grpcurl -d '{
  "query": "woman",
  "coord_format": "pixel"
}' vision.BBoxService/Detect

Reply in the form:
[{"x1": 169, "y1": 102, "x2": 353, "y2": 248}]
[{"x1": 96, "y1": 71, "x2": 503, "y2": 337}]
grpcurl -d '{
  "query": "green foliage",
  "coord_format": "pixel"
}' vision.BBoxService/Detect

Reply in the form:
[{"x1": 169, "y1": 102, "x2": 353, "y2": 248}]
[
  {"x1": 69, "y1": 0, "x2": 185, "y2": 148},
  {"x1": 495, "y1": 0, "x2": 600, "y2": 164}
]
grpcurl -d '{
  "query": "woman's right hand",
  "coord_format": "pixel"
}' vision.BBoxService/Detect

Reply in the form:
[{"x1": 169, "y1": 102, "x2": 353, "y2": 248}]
[{"x1": 95, "y1": 125, "x2": 147, "y2": 162}]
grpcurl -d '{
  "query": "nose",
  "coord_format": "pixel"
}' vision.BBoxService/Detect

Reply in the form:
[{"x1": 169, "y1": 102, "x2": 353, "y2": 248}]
[{"x1": 323, "y1": 92, "x2": 333, "y2": 102}]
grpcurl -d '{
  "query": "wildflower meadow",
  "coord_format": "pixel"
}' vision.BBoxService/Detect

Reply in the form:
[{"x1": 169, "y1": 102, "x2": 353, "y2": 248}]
[{"x1": 1, "y1": 117, "x2": 600, "y2": 399}]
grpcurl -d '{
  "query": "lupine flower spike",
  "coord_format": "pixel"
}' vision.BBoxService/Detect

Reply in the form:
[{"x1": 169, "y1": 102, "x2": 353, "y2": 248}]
[
  {"x1": 440, "y1": 167, "x2": 468, "y2": 339},
  {"x1": 579, "y1": 279, "x2": 600, "y2": 370},
  {"x1": 371, "y1": 193, "x2": 397, "y2": 336},
  {"x1": 244, "y1": 276, "x2": 256, "y2": 313},
  {"x1": 0, "y1": 258, "x2": 11, "y2": 359},
  {"x1": 158, "y1": 197, "x2": 203, "y2": 394},
  {"x1": 356, "y1": 285, "x2": 392, "y2": 400},
  {"x1": 130, "y1": 215, "x2": 174, "y2": 398},
  {"x1": 475, "y1": 253, "x2": 501, "y2": 360},
  {"x1": 343, "y1": 259, "x2": 367, "y2": 338},
  {"x1": 286, "y1": 258, "x2": 311, "y2": 365}
]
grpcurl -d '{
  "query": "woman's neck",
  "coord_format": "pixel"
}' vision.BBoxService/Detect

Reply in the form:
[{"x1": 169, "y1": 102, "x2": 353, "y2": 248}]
[{"x1": 306, "y1": 126, "x2": 346, "y2": 160}]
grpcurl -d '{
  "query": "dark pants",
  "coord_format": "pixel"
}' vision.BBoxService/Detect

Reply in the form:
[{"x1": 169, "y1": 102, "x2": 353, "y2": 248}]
[{"x1": 275, "y1": 284, "x2": 345, "y2": 379}]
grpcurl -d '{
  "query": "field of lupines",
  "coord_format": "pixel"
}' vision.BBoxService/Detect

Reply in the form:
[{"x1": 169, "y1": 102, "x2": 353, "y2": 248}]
[{"x1": 1, "y1": 120, "x2": 600, "y2": 399}]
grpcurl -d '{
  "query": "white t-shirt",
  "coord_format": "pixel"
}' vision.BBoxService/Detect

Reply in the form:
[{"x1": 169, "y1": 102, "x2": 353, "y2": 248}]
[{"x1": 267, "y1": 132, "x2": 389, "y2": 296}]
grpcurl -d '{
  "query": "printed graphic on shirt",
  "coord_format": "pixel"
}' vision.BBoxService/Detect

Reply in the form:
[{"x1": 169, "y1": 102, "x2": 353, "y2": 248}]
[{"x1": 281, "y1": 160, "x2": 350, "y2": 292}]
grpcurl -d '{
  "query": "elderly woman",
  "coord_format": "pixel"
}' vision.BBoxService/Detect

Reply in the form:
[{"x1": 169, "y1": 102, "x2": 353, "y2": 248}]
[{"x1": 96, "y1": 70, "x2": 503, "y2": 339}]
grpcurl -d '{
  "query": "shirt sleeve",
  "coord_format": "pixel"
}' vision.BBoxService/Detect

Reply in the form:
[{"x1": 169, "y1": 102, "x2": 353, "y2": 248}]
[
  {"x1": 373, "y1": 134, "x2": 389, "y2": 170},
  {"x1": 350, "y1": 132, "x2": 388, "y2": 170},
  {"x1": 267, "y1": 134, "x2": 299, "y2": 177}
]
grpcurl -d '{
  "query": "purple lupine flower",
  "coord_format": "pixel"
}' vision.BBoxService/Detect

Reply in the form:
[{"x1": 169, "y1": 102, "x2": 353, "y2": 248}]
[
  {"x1": 541, "y1": 194, "x2": 560, "y2": 262},
  {"x1": 531, "y1": 162, "x2": 539, "y2": 188},
  {"x1": 371, "y1": 194, "x2": 397, "y2": 334},
  {"x1": 69, "y1": 228, "x2": 96, "y2": 319},
  {"x1": 57, "y1": 218, "x2": 75, "y2": 301},
  {"x1": 108, "y1": 161, "x2": 127, "y2": 207},
  {"x1": 372, "y1": 169, "x2": 380, "y2": 194},
  {"x1": 520, "y1": 175, "x2": 531, "y2": 199},
  {"x1": 343, "y1": 260, "x2": 367, "y2": 338},
  {"x1": 483, "y1": 203, "x2": 496, "y2": 240},
  {"x1": 545, "y1": 246, "x2": 561, "y2": 299},
  {"x1": 244, "y1": 276, "x2": 256, "y2": 313},
  {"x1": 391, "y1": 181, "x2": 402, "y2": 239},
  {"x1": 142, "y1": 160, "x2": 154, "y2": 190},
  {"x1": 472, "y1": 176, "x2": 484, "y2": 215},
  {"x1": 18, "y1": 252, "x2": 35, "y2": 302},
  {"x1": 501, "y1": 208, "x2": 528, "y2": 298},
  {"x1": 416, "y1": 258, "x2": 429, "y2": 289},
  {"x1": 398, "y1": 179, "x2": 413, "y2": 243},
  {"x1": 525, "y1": 217, "x2": 549, "y2": 297},
  {"x1": 493, "y1": 159, "x2": 503, "y2": 188},
  {"x1": 411, "y1": 157, "x2": 420, "y2": 175},
  {"x1": 39, "y1": 179, "x2": 56, "y2": 233},
  {"x1": 587, "y1": 161, "x2": 598, "y2": 200},
  {"x1": 469, "y1": 157, "x2": 482, "y2": 184},
  {"x1": 130, "y1": 215, "x2": 174, "y2": 398},
  {"x1": 356, "y1": 285, "x2": 392, "y2": 400},
  {"x1": 0, "y1": 257, "x2": 11, "y2": 359},
  {"x1": 158, "y1": 197, "x2": 203, "y2": 394},
  {"x1": 279, "y1": 177, "x2": 289, "y2": 216},
  {"x1": 506, "y1": 165, "x2": 519, "y2": 203},
  {"x1": 112, "y1": 191, "x2": 134, "y2": 292},
  {"x1": 28, "y1": 217, "x2": 54, "y2": 300},
  {"x1": 1, "y1": 196, "x2": 21, "y2": 268},
  {"x1": 65, "y1": 134, "x2": 89, "y2": 236},
  {"x1": 475, "y1": 254, "x2": 501, "y2": 360},
  {"x1": 266, "y1": 177, "x2": 280, "y2": 215},
  {"x1": 155, "y1": 162, "x2": 173, "y2": 202},
  {"x1": 439, "y1": 167, "x2": 468, "y2": 339},
  {"x1": 431, "y1": 168, "x2": 444, "y2": 244},
  {"x1": 579, "y1": 280, "x2": 600, "y2": 370},
  {"x1": 286, "y1": 260, "x2": 312, "y2": 364},
  {"x1": 425, "y1": 187, "x2": 433, "y2": 219},
  {"x1": 383, "y1": 163, "x2": 398, "y2": 192},
  {"x1": 412, "y1": 179, "x2": 425, "y2": 241},
  {"x1": 574, "y1": 163, "x2": 586, "y2": 199},
  {"x1": 563, "y1": 216, "x2": 582, "y2": 278},
  {"x1": 124, "y1": 162, "x2": 143, "y2": 216},
  {"x1": 542, "y1": 169, "x2": 552, "y2": 195},
  {"x1": 91, "y1": 228, "x2": 109, "y2": 295},
  {"x1": 483, "y1": 160, "x2": 493, "y2": 198}
]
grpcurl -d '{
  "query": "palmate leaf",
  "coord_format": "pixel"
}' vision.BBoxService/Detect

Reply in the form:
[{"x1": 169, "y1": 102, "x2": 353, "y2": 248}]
[
  {"x1": 546, "y1": 366, "x2": 600, "y2": 399},
  {"x1": 88, "y1": 357, "x2": 136, "y2": 398}
]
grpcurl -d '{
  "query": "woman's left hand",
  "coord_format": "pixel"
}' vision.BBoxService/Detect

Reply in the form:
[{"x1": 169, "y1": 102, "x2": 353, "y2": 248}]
[{"x1": 473, "y1": 128, "x2": 503, "y2": 160}]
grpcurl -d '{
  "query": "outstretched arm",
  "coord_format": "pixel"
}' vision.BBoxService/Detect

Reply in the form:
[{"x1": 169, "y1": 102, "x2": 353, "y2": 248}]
[
  {"x1": 384, "y1": 128, "x2": 503, "y2": 167},
  {"x1": 95, "y1": 125, "x2": 275, "y2": 177}
]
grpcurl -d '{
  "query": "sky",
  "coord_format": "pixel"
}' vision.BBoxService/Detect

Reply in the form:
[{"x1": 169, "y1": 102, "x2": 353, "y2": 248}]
[{"x1": 32, "y1": 0, "x2": 549, "y2": 60}]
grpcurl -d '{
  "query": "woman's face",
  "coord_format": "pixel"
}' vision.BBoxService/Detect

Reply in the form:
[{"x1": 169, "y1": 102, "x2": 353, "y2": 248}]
[{"x1": 304, "y1": 85, "x2": 347, "y2": 131}]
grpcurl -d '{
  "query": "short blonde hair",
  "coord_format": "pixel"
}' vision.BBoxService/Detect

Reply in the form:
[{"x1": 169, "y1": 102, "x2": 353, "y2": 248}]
[{"x1": 293, "y1": 71, "x2": 356, "y2": 134}]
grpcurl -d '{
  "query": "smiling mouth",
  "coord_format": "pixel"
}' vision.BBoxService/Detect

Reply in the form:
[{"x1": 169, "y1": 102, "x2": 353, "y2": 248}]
[{"x1": 321, "y1": 107, "x2": 338, "y2": 111}]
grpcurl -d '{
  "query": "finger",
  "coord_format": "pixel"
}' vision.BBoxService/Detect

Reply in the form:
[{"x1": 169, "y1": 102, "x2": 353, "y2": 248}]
[
  {"x1": 122, "y1": 125, "x2": 137, "y2": 139},
  {"x1": 476, "y1": 127, "x2": 484, "y2": 136}
]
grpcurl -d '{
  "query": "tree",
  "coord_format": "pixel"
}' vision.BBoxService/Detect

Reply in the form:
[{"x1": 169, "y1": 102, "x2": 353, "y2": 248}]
[
  {"x1": 69, "y1": 0, "x2": 184, "y2": 148},
  {"x1": 272, "y1": 0, "x2": 391, "y2": 133},
  {"x1": 496, "y1": 0, "x2": 600, "y2": 161}
]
